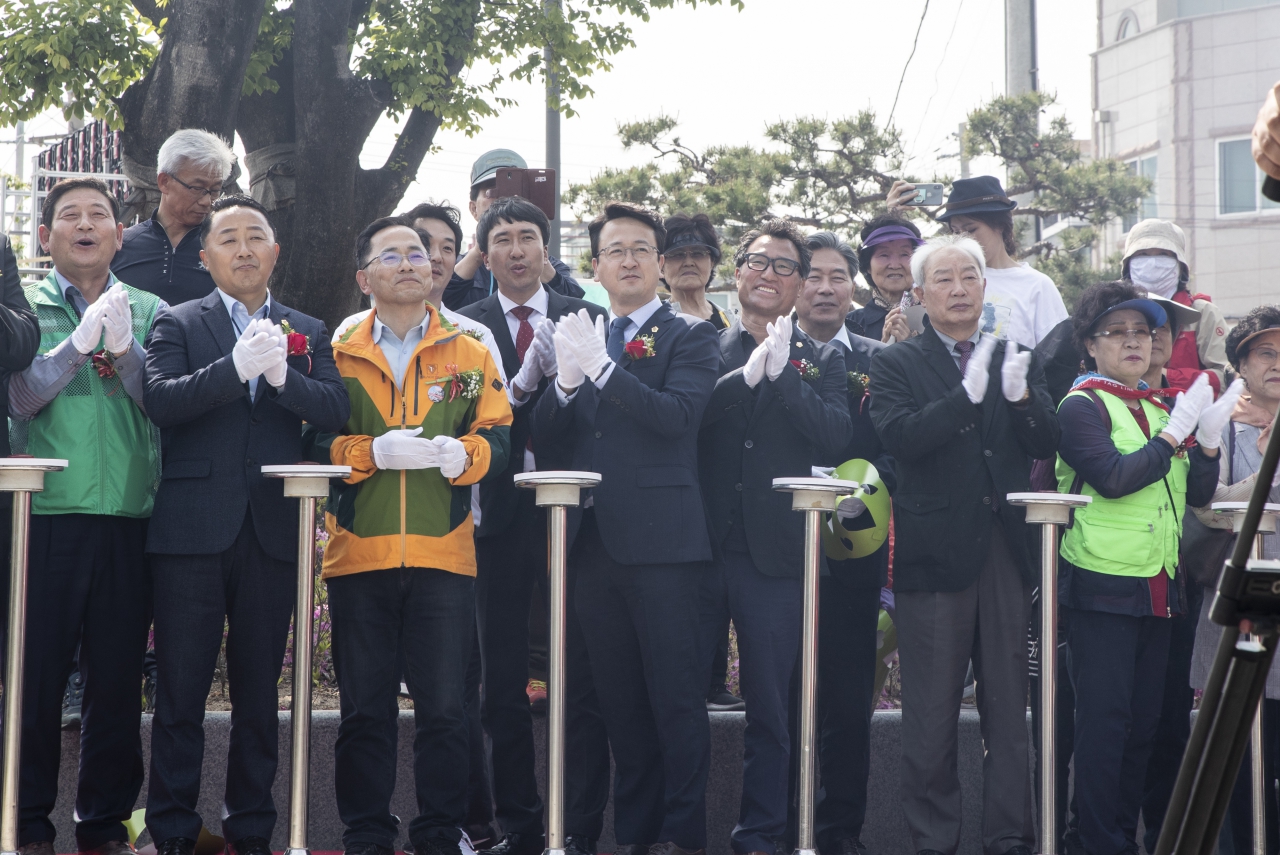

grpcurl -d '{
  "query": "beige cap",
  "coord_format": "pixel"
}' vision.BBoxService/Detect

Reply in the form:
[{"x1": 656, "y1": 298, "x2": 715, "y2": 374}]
[
  {"x1": 1123, "y1": 219, "x2": 1188, "y2": 272},
  {"x1": 1143, "y1": 292, "x2": 1200, "y2": 330}
]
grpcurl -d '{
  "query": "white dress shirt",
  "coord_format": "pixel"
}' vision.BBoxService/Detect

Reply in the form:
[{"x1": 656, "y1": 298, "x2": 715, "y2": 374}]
[{"x1": 556, "y1": 295, "x2": 663, "y2": 404}]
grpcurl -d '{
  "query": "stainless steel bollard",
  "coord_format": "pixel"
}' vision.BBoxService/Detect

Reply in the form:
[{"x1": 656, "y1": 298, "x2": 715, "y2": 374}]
[
  {"x1": 0, "y1": 458, "x2": 68, "y2": 855},
  {"x1": 1210, "y1": 501, "x2": 1280, "y2": 855},
  {"x1": 513, "y1": 471, "x2": 601, "y2": 855},
  {"x1": 262, "y1": 464, "x2": 351, "y2": 855},
  {"x1": 772, "y1": 476, "x2": 860, "y2": 855},
  {"x1": 1007, "y1": 492, "x2": 1092, "y2": 855}
]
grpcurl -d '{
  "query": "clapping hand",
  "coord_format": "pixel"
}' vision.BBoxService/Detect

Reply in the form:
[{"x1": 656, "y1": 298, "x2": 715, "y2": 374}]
[
  {"x1": 1000, "y1": 341, "x2": 1032, "y2": 403},
  {"x1": 1161, "y1": 373, "x2": 1214, "y2": 446},
  {"x1": 961, "y1": 335, "x2": 998, "y2": 404},
  {"x1": 70, "y1": 290, "x2": 113, "y2": 355},
  {"x1": 560, "y1": 309, "x2": 610, "y2": 384},
  {"x1": 262, "y1": 322, "x2": 288, "y2": 389},
  {"x1": 102, "y1": 288, "x2": 134, "y2": 356},
  {"x1": 534, "y1": 317, "x2": 558, "y2": 376},
  {"x1": 1195, "y1": 377, "x2": 1245, "y2": 450},
  {"x1": 232, "y1": 319, "x2": 286, "y2": 385},
  {"x1": 764, "y1": 315, "x2": 792, "y2": 381},
  {"x1": 553, "y1": 326, "x2": 585, "y2": 392}
]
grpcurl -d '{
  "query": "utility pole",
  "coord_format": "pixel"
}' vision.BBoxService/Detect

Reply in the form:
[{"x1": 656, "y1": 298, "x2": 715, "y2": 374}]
[
  {"x1": 959, "y1": 122, "x2": 970, "y2": 180},
  {"x1": 1005, "y1": 0, "x2": 1040, "y2": 242},
  {"x1": 544, "y1": 0, "x2": 562, "y2": 258},
  {"x1": 14, "y1": 122, "x2": 24, "y2": 182}
]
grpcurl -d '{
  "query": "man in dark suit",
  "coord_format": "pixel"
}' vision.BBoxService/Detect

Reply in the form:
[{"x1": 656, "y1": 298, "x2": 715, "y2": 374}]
[
  {"x1": 868, "y1": 234, "x2": 1058, "y2": 855},
  {"x1": 791, "y1": 232, "x2": 895, "y2": 855},
  {"x1": 457, "y1": 197, "x2": 608, "y2": 855},
  {"x1": 697, "y1": 221, "x2": 851, "y2": 855},
  {"x1": 142, "y1": 195, "x2": 350, "y2": 855},
  {"x1": 531, "y1": 202, "x2": 719, "y2": 855}
]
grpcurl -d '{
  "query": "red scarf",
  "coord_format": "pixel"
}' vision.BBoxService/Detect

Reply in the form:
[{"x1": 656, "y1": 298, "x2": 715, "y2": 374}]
[{"x1": 1071, "y1": 374, "x2": 1171, "y2": 413}]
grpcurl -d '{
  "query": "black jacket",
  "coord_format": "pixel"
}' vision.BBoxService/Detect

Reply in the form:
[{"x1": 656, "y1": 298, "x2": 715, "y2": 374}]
[
  {"x1": 143, "y1": 290, "x2": 350, "y2": 561},
  {"x1": 868, "y1": 322, "x2": 1060, "y2": 592},
  {"x1": 0, "y1": 236, "x2": 40, "y2": 461},
  {"x1": 699, "y1": 322, "x2": 853, "y2": 578},
  {"x1": 829, "y1": 331, "x2": 896, "y2": 588},
  {"x1": 442, "y1": 255, "x2": 584, "y2": 311},
  {"x1": 845, "y1": 303, "x2": 889, "y2": 343},
  {"x1": 457, "y1": 287, "x2": 606, "y2": 537},
  {"x1": 531, "y1": 302, "x2": 719, "y2": 565}
]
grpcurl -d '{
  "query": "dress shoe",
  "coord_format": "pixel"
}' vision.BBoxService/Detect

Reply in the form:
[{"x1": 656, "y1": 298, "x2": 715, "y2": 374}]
[
  {"x1": 418, "y1": 839, "x2": 463, "y2": 855},
  {"x1": 650, "y1": 844, "x2": 703, "y2": 855},
  {"x1": 482, "y1": 834, "x2": 545, "y2": 855},
  {"x1": 565, "y1": 836, "x2": 597, "y2": 855},
  {"x1": 344, "y1": 845, "x2": 393, "y2": 855},
  {"x1": 705, "y1": 690, "x2": 745, "y2": 712},
  {"x1": 19, "y1": 843, "x2": 55, "y2": 855},
  {"x1": 79, "y1": 842, "x2": 134, "y2": 855},
  {"x1": 227, "y1": 837, "x2": 272, "y2": 855},
  {"x1": 156, "y1": 839, "x2": 196, "y2": 855}
]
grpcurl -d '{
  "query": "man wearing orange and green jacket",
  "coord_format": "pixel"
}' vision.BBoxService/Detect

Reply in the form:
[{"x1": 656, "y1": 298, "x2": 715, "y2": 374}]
[{"x1": 303, "y1": 216, "x2": 512, "y2": 855}]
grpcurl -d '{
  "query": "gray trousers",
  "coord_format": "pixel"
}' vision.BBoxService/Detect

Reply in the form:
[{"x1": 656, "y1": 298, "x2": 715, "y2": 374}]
[{"x1": 896, "y1": 523, "x2": 1035, "y2": 855}]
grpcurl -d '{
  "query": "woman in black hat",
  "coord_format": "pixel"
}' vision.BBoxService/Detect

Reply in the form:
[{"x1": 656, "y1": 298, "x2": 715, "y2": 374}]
[
  {"x1": 660, "y1": 212, "x2": 731, "y2": 330},
  {"x1": 938, "y1": 176, "x2": 1067, "y2": 350},
  {"x1": 847, "y1": 213, "x2": 923, "y2": 343}
]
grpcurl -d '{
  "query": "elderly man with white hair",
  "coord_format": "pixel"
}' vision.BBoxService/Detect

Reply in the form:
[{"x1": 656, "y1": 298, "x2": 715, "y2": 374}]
[
  {"x1": 869, "y1": 234, "x2": 1059, "y2": 855},
  {"x1": 112, "y1": 129, "x2": 236, "y2": 307}
]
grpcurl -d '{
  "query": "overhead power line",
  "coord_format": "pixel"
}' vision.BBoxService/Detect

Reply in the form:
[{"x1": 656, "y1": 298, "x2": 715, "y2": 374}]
[{"x1": 887, "y1": 0, "x2": 932, "y2": 131}]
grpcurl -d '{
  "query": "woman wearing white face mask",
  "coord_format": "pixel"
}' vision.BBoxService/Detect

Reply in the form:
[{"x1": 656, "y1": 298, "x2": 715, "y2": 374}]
[{"x1": 1122, "y1": 219, "x2": 1230, "y2": 393}]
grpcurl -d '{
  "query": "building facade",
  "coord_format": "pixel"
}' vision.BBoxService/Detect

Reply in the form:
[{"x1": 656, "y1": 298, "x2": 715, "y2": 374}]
[{"x1": 1094, "y1": 0, "x2": 1280, "y2": 318}]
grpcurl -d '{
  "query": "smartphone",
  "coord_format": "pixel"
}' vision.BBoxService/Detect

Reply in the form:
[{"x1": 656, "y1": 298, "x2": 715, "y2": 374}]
[
  {"x1": 904, "y1": 183, "x2": 945, "y2": 206},
  {"x1": 493, "y1": 167, "x2": 558, "y2": 220}
]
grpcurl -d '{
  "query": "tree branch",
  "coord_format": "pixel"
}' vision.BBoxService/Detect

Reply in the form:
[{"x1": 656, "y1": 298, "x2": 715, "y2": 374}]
[{"x1": 130, "y1": 0, "x2": 164, "y2": 27}]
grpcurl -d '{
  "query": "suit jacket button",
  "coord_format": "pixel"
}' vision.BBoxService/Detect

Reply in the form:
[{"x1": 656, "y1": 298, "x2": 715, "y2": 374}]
[
  {"x1": 983, "y1": 496, "x2": 991, "y2": 505},
  {"x1": 984, "y1": 449, "x2": 992, "y2": 457},
  {"x1": 735, "y1": 483, "x2": 743, "y2": 491},
  {"x1": 744, "y1": 439, "x2": 754, "y2": 449},
  {"x1": 595, "y1": 431, "x2": 602, "y2": 439}
]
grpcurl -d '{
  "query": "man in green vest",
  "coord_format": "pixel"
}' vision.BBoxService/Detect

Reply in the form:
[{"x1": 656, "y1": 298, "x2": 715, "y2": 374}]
[{"x1": 7, "y1": 177, "x2": 164, "y2": 855}]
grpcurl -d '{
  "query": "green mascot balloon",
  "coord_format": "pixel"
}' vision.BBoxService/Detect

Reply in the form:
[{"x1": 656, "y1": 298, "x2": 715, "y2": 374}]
[{"x1": 821, "y1": 459, "x2": 890, "y2": 560}]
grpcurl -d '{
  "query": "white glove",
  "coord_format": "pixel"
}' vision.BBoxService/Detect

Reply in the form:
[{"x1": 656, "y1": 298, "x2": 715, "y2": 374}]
[
  {"x1": 1162, "y1": 373, "x2": 1214, "y2": 445},
  {"x1": 261, "y1": 323, "x2": 288, "y2": 389},
  {"x1": 1195, "y1": 378, "x2": 1245, "y2": 450},
  {"x1": 961, "y1": 335, "x2": 998, "y2": 404},
  {"x1": 371, "y1": 427, "x2": 441, "y2": 470},
  {"x1": 553, "y1": 328, "x2": 585, "y2": 391},
  {"x1": 1001, "y1": 340, "x2": 1032, "y2": 403},
  {"x1": 512, "y1": 344, "x2": 546, "y2": 395},
  {"x1": 764, "y1": 316, "x2": 792, "y2": 381},
  {"x1": 432, "y1": 435, "x2": 469, "y2": 478},
  {"x1": 102, "y1": 289, "x2": 134, "y2": 356},
  {"x1": 836, "y1": 496, "x2": 867, "y2": 522},
  {"x1": 562, "y1": 309, "x2": 610, "y2": 383},
  {"x1": 811, "y1": 466, "x2": 836, "y2": 478},
  {"x1": 534, "y1": 318, "x2": 558, "y2": 376},
  {"x1": 70, "y1": 291, "x2": 113, "y2": 355},
  {"x1": 744, "y1": 342, "x2": 768, "y2": 388},
  {"x1": 232, "y1": 320, "x2": 282, "y2": 384}
]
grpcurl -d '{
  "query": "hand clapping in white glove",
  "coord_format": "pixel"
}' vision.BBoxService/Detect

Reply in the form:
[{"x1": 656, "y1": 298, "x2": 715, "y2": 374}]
[
  {"x1": 553, "y1": 327, "x2": 585, "y2": 392},
  {"x1": 512, "y1": 342, "x2": 546, "y2": 396},
  {"x1": 764, "y1": 316, "x2": 792, "y2": 382},
  {"x1": 561, "y1": 309, "x2": 610, "y2": 384},
  {"x1": 261, "y1": 322, "x2": 288, "y2": 389},
  {"x1": 431, "y1": 435, "x2": 469, "y2": 478},
  {"x1": 69, "y1": 291, "x2": 113, "y2": 355},
  {"x1": 371, "y1": 427, "x2": 441, "y2": 470},
  {"x1": 1194, "y1": 377, "x2": 1245, "y2": 450},
  {"x1": 1001, "y1": 341, "x2": 1032, "y2": 403},
  {"x1": 743, "y1": 342, "x2": 768, "y2": 388},
  {"x1": 232, "y1": 319, "x2": 284, "y2": 384},
  {"x1": 534, "y1": 318, "x2": 558, "y2": 376},
  {"x1": 102, "y1": 289, "x2": 134, "y2": 356},
  {"x1": 961, "y1": 335, "x2": 998, "y2": 404},
  {"x1": 1162, "y1": 373, "x2": 1214, "y2": 446}
]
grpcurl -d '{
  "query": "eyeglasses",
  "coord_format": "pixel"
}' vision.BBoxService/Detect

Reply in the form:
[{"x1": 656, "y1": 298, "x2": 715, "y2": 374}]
[
  {"x1": 743, "y1": 252, "x2": 801, "y2": 277},
  {"x1": 665, "y1": 247, "x2": 712, "y2": 263},
  {"x1": 1248, "y1": 348, "x2": 1280, "y2": 366},
  {"x1": 169, "y1": 175, "x2": 224, "y2": 200},
  {"x1": 599, "y1": 244, "x2": 657, "y2": 263},
  {"x1": 364, "y1": 251, "x2": 430, "y2": 269},
  {"x1": 1091, "y1": 328, "x2": 1152, "y2": 342}
]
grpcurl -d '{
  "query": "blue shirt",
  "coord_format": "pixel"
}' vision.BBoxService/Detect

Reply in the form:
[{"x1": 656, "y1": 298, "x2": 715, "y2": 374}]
[
  {"x1": 111, "y1": 212, "x2": 215, "y2": 308},
  {"x1": 217, "y1": 288, "x2": 273, "y2": 398},
  {"x1": 372, "y1": 311, "x2": 430, "y2": 388}
]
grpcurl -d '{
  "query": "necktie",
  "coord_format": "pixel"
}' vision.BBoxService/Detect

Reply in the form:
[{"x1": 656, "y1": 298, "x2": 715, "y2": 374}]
[
  {"x1": 510, "y1": 306, "x2": 535, "y2": 363},
  {"x1": 607, "y1": 317, "x2": 630, "y2": 363},
  {"x1": 954, "y1": 340, "x2": 974, "y2": 374}
]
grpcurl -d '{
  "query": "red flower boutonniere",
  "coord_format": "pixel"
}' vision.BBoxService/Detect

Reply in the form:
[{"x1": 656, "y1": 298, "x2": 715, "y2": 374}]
[
  {"x1": 91, "y1": 351, "x2": 116, "y2": 379},
  {"x1": 790, "y1": 358, "x2": 820, "y2": 380},
  {"x1": 280, "y1": 320, "x2": 312, "y2": 372},
  {"x1": 624, "y1": 335, "x2": 656, "y2": 361},
  {"x1": 848, "y1": 371, "x2": 871, "y2": 413}
]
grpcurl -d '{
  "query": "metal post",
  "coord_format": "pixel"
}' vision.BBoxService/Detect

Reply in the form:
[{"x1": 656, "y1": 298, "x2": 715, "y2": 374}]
[
  {"x1": 514, "y1": 471, "x2": 601, "y2": 855},
  {"x1": 1008, "y1": 493, "x2": 1092, "y2": 855},
  {"x1": 544, "y1": 0, "x2": 562, "y2": 259},
  {"x1": 0, "y1": 458, "x2": 68, "y2": 855},
  {"x1": 772, "y1": 477, "x2": 859, "y2": 855},
  {"x1": 262, "y1": 465, "x2": 350, "y2": 855}
]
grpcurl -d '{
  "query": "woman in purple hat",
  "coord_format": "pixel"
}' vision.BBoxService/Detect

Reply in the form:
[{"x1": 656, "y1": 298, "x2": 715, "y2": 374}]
[
  {"x1": 937, "y1": 176, "x2": 1067, "y2": 349},
  {"x1": 847, "y1": 213, "x2": 924, "y2": 343}
]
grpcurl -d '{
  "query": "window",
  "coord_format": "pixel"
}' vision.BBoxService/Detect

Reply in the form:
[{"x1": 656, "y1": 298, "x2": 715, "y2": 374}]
[
  {"x1": 1124, "y1": 155, "x2": 1158, "y2": 232},
  {"x1": 1116, "y1": 11, "x2": 1138, "y2": 42},
  {"x1": 1218, "y1": 138, "x2": 1280, "y2": 216}
]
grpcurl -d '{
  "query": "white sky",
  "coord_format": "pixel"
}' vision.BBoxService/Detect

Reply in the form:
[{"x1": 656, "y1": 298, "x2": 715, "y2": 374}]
[{"x1": 2, "y1": 0, "x2": 1098, "y2": 237}]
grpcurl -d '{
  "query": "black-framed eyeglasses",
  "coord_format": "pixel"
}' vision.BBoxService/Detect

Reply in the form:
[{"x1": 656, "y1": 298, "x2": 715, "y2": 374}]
[
  {"x1": 665, "y1": 247, "x2": 712, "y2": 262},
  {"x1": 743, "y1": 252, "x2": 800, "y2": 277},
  {"x1": 169, "y1": 175, "x2": 224, "y2": 200},
  {"x1": 363, "y1": 251, "x2": 431, "y2": 269}
]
